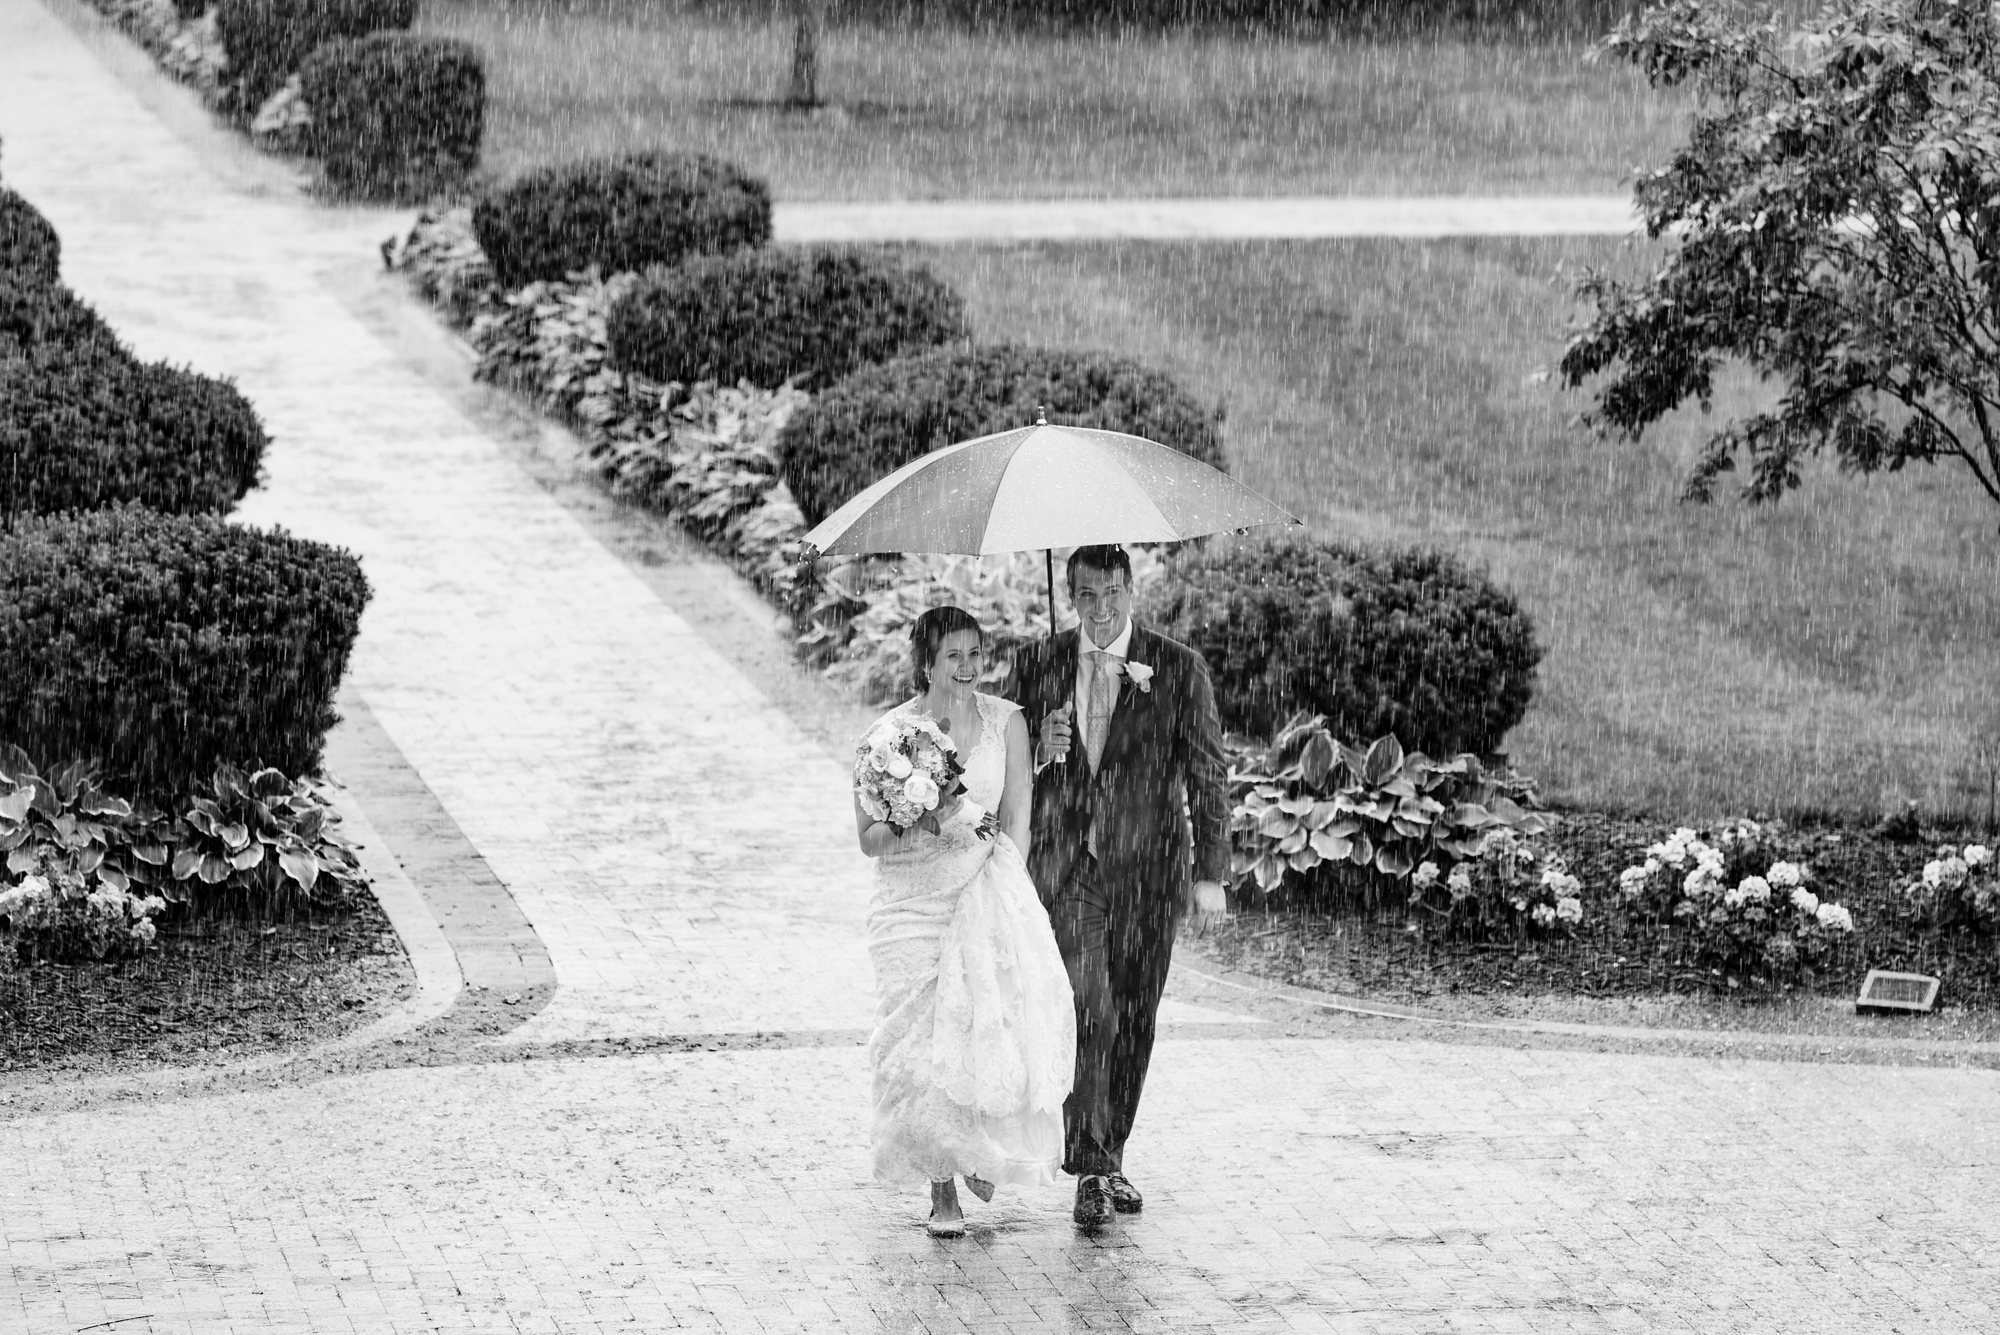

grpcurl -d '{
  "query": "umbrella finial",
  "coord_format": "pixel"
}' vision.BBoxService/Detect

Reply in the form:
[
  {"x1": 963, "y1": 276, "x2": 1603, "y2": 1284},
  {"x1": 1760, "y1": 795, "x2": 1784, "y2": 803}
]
[{"x1": 1034, "y1": 404, "x2": 1048, "y2": 426}]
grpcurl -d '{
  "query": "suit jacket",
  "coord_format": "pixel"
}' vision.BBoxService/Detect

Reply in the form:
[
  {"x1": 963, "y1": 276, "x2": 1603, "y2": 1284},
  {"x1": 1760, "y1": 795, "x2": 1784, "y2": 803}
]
[{"x1": 1008, "y1": 622, "x2": 1230, "y2": 923}]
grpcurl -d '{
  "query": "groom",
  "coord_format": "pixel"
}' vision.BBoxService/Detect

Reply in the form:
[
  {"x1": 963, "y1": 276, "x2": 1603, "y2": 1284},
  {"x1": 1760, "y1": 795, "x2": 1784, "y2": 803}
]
[{"x1": 1011, "y1": 544, "x2": 1231, "y2": 1229}]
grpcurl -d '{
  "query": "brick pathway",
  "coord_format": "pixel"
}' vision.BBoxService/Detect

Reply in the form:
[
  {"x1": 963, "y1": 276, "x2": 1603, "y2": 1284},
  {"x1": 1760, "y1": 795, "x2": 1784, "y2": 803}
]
[{"x1": 5, "y1": 1, "x2": 2000, "y2": 1332}]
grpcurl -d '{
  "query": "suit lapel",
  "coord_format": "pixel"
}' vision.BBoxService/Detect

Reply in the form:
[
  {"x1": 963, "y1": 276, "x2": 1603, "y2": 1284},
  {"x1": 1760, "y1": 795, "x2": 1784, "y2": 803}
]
[{"x1": 1098, "y1": 623, "x2": 1157, "y2": 769}]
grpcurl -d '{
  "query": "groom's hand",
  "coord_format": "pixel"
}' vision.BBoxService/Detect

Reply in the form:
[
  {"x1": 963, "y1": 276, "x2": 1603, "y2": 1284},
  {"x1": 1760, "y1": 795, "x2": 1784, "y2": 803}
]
[
  {"x1": 1037, "y1": 704, "x2": 1074, "y2": 768},
  {"x1": 1190, "y1": 879, "x2": 1230, "y2": 931}
]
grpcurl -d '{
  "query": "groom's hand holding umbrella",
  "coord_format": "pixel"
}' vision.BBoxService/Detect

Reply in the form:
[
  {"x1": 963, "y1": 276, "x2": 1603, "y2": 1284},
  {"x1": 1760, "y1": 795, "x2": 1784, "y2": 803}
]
[{"x1": 1037, "y1": 702, "x2": 1075, "y2": 769}]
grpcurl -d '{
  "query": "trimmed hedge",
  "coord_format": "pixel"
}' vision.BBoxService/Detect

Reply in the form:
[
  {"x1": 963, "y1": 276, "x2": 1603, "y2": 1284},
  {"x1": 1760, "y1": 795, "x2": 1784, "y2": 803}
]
[
  {"x1": 172, "y1": 0, "x2": 211, "y2": 16},
  {"x1": 606, "y1": 246, "x2": 968, "y2": 391},
  {"x1": 0, "y1": 506, "x2": 371, "y2": 802},
  {"x1": 0, "y1": 188, "x2": 60, "y2": 285},
  {"x1": 300, "y1": 34, "x2": 485, "y2": 201},
  {"x1": 0, "y1": 338, "x2": 267, "y2": 518},
  {"x1": 774, "y1": 341, "x2": 1227, "y2": 527},
  {"x1": 472, "y1": 150, "x2": 772, "y2": 290},
  {"x1": 0, "y1": 277, "x2": 121, "y2": 355},
  {"x1": 214, "y1": 0, "x2": 416, "y2": 114},
  {"x1": 1143, "y1": 534, "x2": 1542, "y2": 755}
]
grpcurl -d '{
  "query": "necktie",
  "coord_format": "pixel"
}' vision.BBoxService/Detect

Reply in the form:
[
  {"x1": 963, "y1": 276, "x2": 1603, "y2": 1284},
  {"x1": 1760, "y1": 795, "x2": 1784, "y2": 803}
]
[{"x1": 1085, "y1": 649, "x2": 1116, "y2": 772}]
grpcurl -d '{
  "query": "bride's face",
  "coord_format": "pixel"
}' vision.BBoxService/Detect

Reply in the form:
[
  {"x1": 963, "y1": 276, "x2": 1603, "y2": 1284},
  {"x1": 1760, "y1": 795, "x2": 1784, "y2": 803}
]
[{"x1": 926, "y1": 629, "x2": 985, "y2": 699}]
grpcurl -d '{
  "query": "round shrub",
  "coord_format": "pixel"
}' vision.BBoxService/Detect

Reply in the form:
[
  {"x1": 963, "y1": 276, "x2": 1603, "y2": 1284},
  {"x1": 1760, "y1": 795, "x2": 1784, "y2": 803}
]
[
  {"x1": 775, "y1": 341, "x2": 1227, "y2": 527},
  {"x1": 1143, "y1": 534, "x2": 1542, "y2": 755},
  {"x1": 214, "y1": 0, "x2": 416, "y2": 114},
  {"x1": 0, "y1": 506, "x2": 370, "y2": 802},
  {"x1": 172, "y1": 0, "x2": 210, "y2": 16},
  {"x1": 471, "y1": 150, "x2": 772, "y2": 290},
  {"x1": 300, "y1": 33, "x2": 485, "y2": 201},
  {"x1": 0, "y1": 339, "x2": 266, "y2": 519},
  {"x1": 0, "y1": 188, "x2": 59, "y2": 285},
  {"x1": 606, "y1": 246, "x2": 968, "y2": 391},
  {"x1": 0, "y1": 277, "x2": 120, "y2": 355}
]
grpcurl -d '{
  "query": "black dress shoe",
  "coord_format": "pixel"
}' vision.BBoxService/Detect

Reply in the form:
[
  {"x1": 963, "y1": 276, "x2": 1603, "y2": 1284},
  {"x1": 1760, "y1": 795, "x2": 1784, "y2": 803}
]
[
  {"x1": 1073, "y1": 1175, "x2": 1115, "y2": 1228},
  {"x1": 1104, "y1": 1173, "x2": 1143, "y2": 1214}
]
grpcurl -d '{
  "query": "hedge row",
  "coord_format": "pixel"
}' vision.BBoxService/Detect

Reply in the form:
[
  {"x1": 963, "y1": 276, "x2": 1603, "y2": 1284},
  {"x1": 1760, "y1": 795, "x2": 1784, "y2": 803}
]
[
  {"x1": 215, "y1": 0, "x2": 414, "y2": 113},
  {"x1": 0, "y1": 188, "x2": 60, "y2": 285},
  {"x1": 300, "y1": 33, "x2": 485, "y2": 199},
  {"x1": 0, "y1": 507, "x2": 370, "y2": 804}
]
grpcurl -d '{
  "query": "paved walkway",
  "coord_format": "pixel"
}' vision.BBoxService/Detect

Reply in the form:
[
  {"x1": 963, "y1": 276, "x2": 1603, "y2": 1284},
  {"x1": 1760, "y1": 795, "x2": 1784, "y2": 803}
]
[{"x1": 3, "y1": 1, "x2": 1999, "y2": 1331}]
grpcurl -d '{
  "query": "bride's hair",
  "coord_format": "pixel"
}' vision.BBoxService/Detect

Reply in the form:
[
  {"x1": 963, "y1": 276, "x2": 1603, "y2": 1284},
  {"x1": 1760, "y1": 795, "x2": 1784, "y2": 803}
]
[{"x1": 910, "y1": 605, "x2": 984, "y2": 694}]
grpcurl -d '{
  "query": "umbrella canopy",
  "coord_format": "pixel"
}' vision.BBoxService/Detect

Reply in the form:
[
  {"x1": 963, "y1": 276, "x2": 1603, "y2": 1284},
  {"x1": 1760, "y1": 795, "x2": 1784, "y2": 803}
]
[{"x1": 800, "y1": 420, "x2": 1300, "y2": 559}]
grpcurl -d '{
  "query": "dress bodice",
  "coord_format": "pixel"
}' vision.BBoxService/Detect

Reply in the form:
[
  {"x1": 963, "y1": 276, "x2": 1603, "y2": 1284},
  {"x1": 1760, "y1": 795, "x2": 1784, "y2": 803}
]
[{"x1": 873, "y1": 692, "x2": 1014, "y2": 875}]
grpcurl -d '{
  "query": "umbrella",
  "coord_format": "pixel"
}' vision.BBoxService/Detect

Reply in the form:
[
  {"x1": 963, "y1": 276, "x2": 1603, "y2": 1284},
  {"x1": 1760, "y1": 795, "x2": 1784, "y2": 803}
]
[{"x1": 799, "y1": 413, "x2": 1302, "y2": 621}]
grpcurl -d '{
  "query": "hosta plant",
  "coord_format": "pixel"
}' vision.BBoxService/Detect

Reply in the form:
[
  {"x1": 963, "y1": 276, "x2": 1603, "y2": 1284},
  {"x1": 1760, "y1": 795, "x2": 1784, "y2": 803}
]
[
  {"x1": 1616, "y1": 822, "x2": 1855, "y2": 978},
  {"x1": 0, "y1": 847, "x2": 167, "y2": 966},
  {"x1": 1227, "y1": 714, "x2": 1551, "y2": 900},
  {"x1": 1901, "y1": 843, "x2": 1998, "y2": 932},
  {"x1": 165, "y1": 763, "x2": 366, "y2": 906},
  {"x1": 0, "y1": 747, "x2": 168, "y2": 896}
]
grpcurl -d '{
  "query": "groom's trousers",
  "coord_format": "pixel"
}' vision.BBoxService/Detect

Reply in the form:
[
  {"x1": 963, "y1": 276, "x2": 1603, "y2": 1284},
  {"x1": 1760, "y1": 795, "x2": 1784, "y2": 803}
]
[{"x1": 1047, "y1": 856, "x2": 1176, "y2": 1179}]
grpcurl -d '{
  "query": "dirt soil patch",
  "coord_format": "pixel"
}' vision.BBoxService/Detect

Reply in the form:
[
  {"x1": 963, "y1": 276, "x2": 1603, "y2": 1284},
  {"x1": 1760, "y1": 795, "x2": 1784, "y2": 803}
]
[
  {"x1": 0, "y1": 893, "x2": 415, "y2": 1077},
  {"x1": 1189, "y1": 808, "x2": 2000, "y2": 1043}
]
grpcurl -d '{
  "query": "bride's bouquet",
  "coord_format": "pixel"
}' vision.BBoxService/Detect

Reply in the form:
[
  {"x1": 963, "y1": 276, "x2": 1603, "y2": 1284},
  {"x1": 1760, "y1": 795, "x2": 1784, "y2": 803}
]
[{"x1": 855, "y1": 714, "x2": 999, "y2": 839}]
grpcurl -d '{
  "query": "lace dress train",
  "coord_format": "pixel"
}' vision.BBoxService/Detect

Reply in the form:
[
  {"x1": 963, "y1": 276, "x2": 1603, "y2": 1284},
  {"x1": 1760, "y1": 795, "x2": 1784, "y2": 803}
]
[{"x1": 866, "y1": 693, "x2": 1075, "y2": 1188}]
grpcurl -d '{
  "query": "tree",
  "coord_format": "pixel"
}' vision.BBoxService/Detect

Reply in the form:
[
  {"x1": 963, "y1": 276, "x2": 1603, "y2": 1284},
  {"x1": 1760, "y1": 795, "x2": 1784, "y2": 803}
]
[
  {"x1": 786, "y1": 0, "x2": 826, "y2": 108},
  {"x1": 1562, "y1": 0, "x2": 2000, "y2": 514}
]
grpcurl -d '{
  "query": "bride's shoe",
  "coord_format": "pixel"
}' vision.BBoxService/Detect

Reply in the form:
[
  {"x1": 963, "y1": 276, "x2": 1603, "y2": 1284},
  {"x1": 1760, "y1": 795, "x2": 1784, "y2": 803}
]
[
  {"x1": 927, "y1": 1210, "x2": 967, "y2": 1237},
  {"x1": 963, "y1": 1175, "x2": 996, "y2": 1203}
]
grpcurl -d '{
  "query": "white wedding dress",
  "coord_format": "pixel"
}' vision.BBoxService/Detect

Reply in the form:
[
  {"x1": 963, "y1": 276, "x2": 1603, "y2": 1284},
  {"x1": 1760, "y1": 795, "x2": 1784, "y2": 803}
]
[{"x1": 866, "y1": 691, "x2": 1075, "y2": 1188}]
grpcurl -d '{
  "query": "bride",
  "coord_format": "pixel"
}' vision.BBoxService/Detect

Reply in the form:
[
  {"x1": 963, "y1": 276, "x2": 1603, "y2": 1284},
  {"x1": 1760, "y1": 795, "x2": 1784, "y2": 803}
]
[{"x1": 854, "y1": 605, "x2": 1075, "y2": 1237}]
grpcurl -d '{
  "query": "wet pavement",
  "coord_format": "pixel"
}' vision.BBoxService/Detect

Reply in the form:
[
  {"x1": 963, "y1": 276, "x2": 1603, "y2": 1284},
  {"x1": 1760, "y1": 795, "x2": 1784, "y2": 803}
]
[{"x1": 4, "y1": 0, "x2": 2000, "y2": 1330}]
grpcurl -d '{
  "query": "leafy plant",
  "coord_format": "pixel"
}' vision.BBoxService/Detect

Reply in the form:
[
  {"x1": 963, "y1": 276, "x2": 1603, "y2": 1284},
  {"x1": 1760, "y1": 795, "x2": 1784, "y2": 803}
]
[
  {"x1": 1407, "y1": 827, "x2": 1583, "y2": 938},
  {"x1": 1146, "y1": 534, "x2": 1543, "y2": 753},
  {"x1": 165, "y1": 763, "x2": 365, "y2": 905},
  {"x1": 1902, "y1": 841, "x2": 1999, "y2": 933},
  {"x1": 471, "y1": 150, "x2": 772, "y2": 290},
  {"x1": 300, "y1": 34, "x2": 485, "y2": 201},
  {"x1": 1227, "y1": 713, "x2": 1552, "y2": 898},
  {"x1": 214, "y1": 0, "x2": 414, "y2": 114},
  {"x1": 1565, "y1": 0, "x2": 2000, "y2": 511},
  {"x1": 0, "y1": 848, "x2": 166, "y2": 967}
]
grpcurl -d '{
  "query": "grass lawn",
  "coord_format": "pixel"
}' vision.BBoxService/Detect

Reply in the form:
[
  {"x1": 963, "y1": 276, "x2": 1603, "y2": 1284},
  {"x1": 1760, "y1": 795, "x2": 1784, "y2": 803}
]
[
  {"x1": 905, "y1": 236, "x2": 2000, "y2": 822},
  {"x1": 420, "y1": 0, "x2": 1690, "y2": 199}
]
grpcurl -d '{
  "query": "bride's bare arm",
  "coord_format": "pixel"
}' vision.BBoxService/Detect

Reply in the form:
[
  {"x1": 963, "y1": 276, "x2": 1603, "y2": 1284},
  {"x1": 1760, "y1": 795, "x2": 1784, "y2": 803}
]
[{"x1": 999, "y1": 709, "x2": 1033, "y2": 854}]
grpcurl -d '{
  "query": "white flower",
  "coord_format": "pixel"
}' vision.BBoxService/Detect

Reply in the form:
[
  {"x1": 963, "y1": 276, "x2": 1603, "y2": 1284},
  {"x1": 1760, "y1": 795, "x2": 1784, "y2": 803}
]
[
  {"x1": 130, "y1": 919, "x2": 157, "y2": 946},
  {"x1": 1511, "y1": 897, "x2": 1529, "y2": 913},
  {"x1": 1737, "y1": 876, "x2": 1771, "y2": 903},
  {"x1": 1923, "y1": 859, "x2": 1945, "y2": 888},
  {"x1": 1937, "y1": 857, "x2": 1970, "y2": 890},
  {"x1": 1530, "y1": 903, "x2": 1557, "y2": 927},
  {"x1": 903, "y1": 773, "x2": 940, "y2": 808},
  {"x1": 859, "y1": 790, "x2": 888, "y2": 822},
  {"x1": 1790, "y1": 886, "x2": 1819, "y2": 915},
  {"x1": 1618, "y1": 865, "x2": 1651, "y2": 897},
  {"x1": 1723, "y1": 886, "x2": 1748, "y2": 909},
  {"x1": 1122, "y1": 661, "x2": 1155, "y2": 693},
  {"x1": 1766, "y1": 861, "x2": 1801, "y2": 889},
  {"x1": 885, "y1": 752, "x2": 913, "y2": 779},
  {"x1": 1685, "y1": 868, "x2": 1723, "y2": 899},
  {"x1": 1815, "y1": 902, "x2": 1854, "y2": 932},
  {"x1": 1556, "y1": 896, "x2": 1583, "y2": 924},
  {"x1": 1966, "y1": 845, "x2": 1993, "y2": 869},
  {"x1": 1412, "y1": 861, "x2": 1440, "y2": 889}
]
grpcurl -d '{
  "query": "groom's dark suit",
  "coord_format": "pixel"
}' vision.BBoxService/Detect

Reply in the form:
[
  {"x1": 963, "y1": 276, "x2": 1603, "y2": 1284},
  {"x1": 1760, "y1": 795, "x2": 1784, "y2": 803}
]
[{"x1": 1010, "y1": 622, "x2": 1230, "y2": 1178}]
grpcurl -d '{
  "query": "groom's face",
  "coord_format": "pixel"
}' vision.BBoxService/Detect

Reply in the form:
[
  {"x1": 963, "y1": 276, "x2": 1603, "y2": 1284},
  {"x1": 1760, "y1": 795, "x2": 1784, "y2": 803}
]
[{"x1": 1070, "y1": 564, "x2": 1131, "y2": 649}]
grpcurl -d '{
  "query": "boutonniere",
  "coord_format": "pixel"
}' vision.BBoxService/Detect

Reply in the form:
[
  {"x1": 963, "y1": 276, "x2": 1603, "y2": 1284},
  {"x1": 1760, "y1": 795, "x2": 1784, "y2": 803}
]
[{"x1": 1121, "y1": 661, "x2": 1155, "y2": 693}]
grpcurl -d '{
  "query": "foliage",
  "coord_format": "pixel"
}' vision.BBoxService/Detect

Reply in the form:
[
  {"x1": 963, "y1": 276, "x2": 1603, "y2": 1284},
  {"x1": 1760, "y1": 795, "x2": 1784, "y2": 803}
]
[
  {"x1": 300, "y1": 34, "x2": 485, "y2": 201},
  {"x1": 0, "y1": 187, "x2": 60, "y2": 285},
  {"x1": 0, "y1": 848, "x2": 166, "y2": 967},
  {"x1": 775, "y1": 341, "x2": 1228, "y2": 527},
  {"x1": 1565, "y1": 0, "x2": 2000, "y2": 512},
  {"x1": 0, "y1": 337, "x2": 267, "y2": 518},
  {"x1": 471, "y1": 150, "x2": 772, "y2": 290},
  {"x1": 0, "y1": 276, "x2": 122, "y2": 355},
  {"x1": 1615, "y1": 820, "x2": 1856, "y2": 978},
  {"x1": 0, "y1": 747, "x2": 367, "y2": 916},
  {"x1": 1406, "y1": 827, "x2": 1584, "y2": 937},
  {"x1": 1145, "y1": 534, "x2": 1542, "y2": 755},
  {"x1": 1902, "y1": 840, "x2": 1998, "y2": 932},
  {"x1": 606, "y1": 246, "x2": 969, "y2": 392},
  {"x1": 0, "y1": 507, "x2": 371, "y2": 803},
  {"x1": 1226, "y1": 714, "x2": 1553, "y2": 914},
  {"x1": 214, "y1": 0, "x2": 415, "y2": 114}
]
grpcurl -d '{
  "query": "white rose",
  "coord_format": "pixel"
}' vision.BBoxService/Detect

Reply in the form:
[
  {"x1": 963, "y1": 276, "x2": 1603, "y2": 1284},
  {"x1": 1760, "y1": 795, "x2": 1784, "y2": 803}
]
[
  {"x1": 1790, "y1": 886, "x2": 1819, "y2": 915},
  {"x1": 1966, "y1": 845, "x2": 1993, "y2": 868},
  {"x1": 885, "y1": 753, "x2": 913, "y2": 779},
  {"x1": 903, "y1": 773, "x2": 939, "y2": 808}
]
